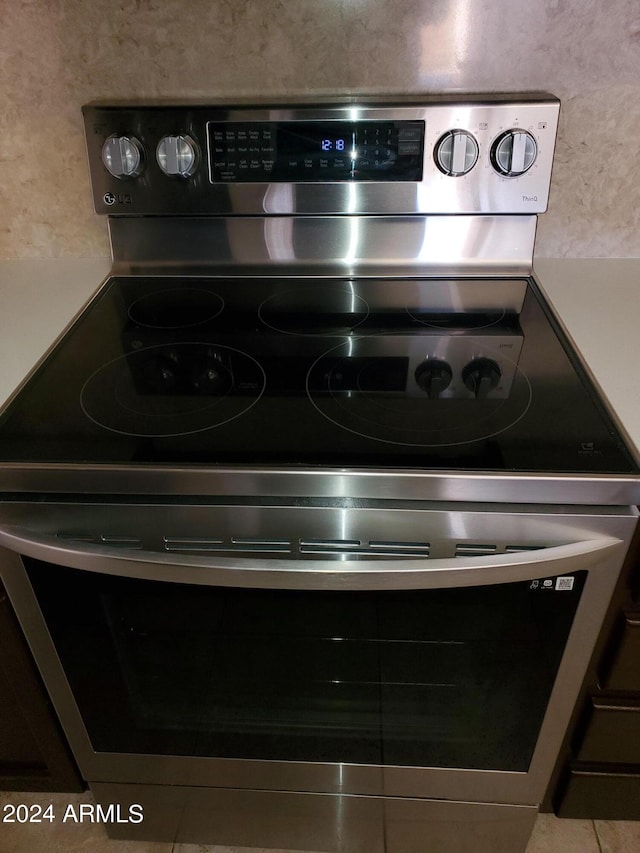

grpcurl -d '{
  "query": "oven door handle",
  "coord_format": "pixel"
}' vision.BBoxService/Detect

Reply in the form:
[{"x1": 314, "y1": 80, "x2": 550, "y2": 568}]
[{"x1": 0, "y1": 525, "x2": 625, "y2": 590}]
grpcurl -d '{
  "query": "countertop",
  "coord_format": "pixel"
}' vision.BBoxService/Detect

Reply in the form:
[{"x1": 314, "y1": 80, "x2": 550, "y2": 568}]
[
  {"x1": 0, "y1": 257, "x2": 638, "y2": 458},
  {"x1": 533, "y1": 259, "x2": 640, "y2": 458},
  {"x1": 0, "y1": 259, "x2": 110, "y2": 409}
]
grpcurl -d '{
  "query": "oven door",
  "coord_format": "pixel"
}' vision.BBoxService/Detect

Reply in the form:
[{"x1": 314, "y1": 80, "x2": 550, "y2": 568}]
[{"x1": 0, "y1": 502, "x2": 635, "y2": 808}]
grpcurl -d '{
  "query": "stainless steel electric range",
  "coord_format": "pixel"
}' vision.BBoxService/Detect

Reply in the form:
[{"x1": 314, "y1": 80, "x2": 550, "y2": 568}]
[{"x1": 1, "y1": 95, "x2": 639, "y2": 853}]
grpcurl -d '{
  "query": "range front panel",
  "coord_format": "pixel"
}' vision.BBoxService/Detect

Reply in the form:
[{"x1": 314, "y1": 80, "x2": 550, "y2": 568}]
[{"x1": 83, "y1": 96, "x2": 559, "y2": 215}]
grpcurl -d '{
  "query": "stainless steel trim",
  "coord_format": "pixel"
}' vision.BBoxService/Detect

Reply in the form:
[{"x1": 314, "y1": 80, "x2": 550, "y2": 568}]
[
  {"x1": 0, "y1": 497, "x2": 633, "y2": 541},
  {"x1": 89, "y1": 782, "x2": 538, "y2": 852},
  {"x1": 2, "y1": 463, "x2": 640, "y2": 505},
  {"x1": 0, "y1": 524, "x2": 624, "y2": 590},
  {"x1": 108, "y1": 215, "x2": 537, "y2": 275}
]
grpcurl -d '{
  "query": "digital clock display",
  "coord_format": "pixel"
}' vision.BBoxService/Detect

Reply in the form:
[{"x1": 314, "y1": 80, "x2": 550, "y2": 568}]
[
  {"x1": 208, "y1": 120, "x2": 424, "y2": 183},
  {"x1": 321, "y1": 137, "x2": 347, "y2": 152}
]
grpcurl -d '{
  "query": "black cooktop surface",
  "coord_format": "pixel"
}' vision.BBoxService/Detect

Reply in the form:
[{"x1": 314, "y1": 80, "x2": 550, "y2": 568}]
[{"x1": 0, "y1": 276, "x2": 636, "y2": 475}]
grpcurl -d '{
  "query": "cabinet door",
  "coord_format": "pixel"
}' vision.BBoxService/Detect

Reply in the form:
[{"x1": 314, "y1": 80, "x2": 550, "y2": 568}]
[
  {"x1": 577, "y1": 695, "x2": 640, "y2": 764},
  {"x1": 557, "y1": 765, "x2": 640, "y2": 819},
  {"x1": 0, "y1": 578, "x2": 83, "y2": 791},
  {"x1": 602, "y1": 610, "x2": 640, "y2": 691}
]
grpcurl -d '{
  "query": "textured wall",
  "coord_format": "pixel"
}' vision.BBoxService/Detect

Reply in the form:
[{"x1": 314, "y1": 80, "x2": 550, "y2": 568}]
[{"x1": 1, "y1": 0, "x2": 639, "y2": 259}]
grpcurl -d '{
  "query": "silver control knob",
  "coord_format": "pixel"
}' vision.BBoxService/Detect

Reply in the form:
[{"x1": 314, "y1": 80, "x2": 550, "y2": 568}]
[
  {"x1": 101, "y1": 136, "x2": 144, "y2": 178},
  {"x1": 491, "y1": 130, "x2": 537, "y2": 177},
  {"x1": 156, "y1": 135, "x2": 198, "y2": 177},
  {"x1": 434, "y1": 130, "x2": 479, "y2": 177}
]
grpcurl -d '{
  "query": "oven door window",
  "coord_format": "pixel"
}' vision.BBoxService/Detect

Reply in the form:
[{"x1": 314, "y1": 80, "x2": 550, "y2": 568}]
[{"x1": 25, "y1": 560, "x2": 585, "y2": 772}]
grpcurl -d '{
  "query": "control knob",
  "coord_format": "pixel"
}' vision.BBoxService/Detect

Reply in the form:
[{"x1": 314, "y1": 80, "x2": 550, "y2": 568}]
[
  {"x1": 491, "y1": 130, "x2": 537, "y2": 177},
  {"x1": 415, "y1": 359, "x2": 453, "y2": 399},
  {"x1": 462, "y1": 358, "x2": 501, "y2": 399},
  {"x1": 101, "y1": 135, "x2": 144, "y2": 178},
  {"x1": 434, "y1": 130, "x2": 479, "y2": 177},
  {"x1": 156, "y1": 135, "x2": 198, "y2": 177}
]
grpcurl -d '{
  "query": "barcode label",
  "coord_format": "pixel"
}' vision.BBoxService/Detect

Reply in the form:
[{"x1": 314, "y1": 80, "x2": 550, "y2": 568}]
[{"x1": 555, "y1": 576, "x2": 575, "y2": 591}]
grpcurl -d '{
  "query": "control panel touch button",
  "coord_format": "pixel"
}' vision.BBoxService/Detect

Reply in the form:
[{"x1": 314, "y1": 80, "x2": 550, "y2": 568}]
[
  {"x1": 157, "y1": 135, "x2": 198, "y2": 177},
  {"x1": 101, "y1": 135, "x2": 144, "y2": 178},
  {"x1": 434, "y1": 130, "x2": 479, "y2": 177},
  {"x1": 491, "y1": 130, "x2": 537, "y2": 177}
]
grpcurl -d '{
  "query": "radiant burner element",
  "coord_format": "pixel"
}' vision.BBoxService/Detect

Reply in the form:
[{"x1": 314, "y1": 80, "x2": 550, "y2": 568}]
[
  {"x1": 407, "y1": 306, "x2": 507, "y2": 330},
  {"x1": 80, "y1": 343, "x2": 265, "y2": 436},
  {"x1": 258, "y1": 285, "x2": 369, "y2": 335},
  {"x1": 128, "y1": 288, "x2": 224, "y2": 329}
]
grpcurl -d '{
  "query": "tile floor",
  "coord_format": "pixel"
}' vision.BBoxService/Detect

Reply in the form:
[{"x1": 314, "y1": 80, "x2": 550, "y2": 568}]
[{"x1": 1, "y1": 791, "x2": 639, "y2": 852}]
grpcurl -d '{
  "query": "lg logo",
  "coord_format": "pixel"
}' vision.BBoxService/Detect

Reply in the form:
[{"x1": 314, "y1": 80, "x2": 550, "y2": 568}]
[{"x1": 103, "y1": 192, "x2": 132, "y2": 205}]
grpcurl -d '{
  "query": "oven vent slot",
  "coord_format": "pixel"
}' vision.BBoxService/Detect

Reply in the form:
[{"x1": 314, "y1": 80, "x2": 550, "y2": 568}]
[
  {"x1": 299, "y1": 539, "x2": 431, "y2": 557},
  {"x1": 455, "y1": 543, "x2": 497, "y2": 557},
  {"x1": 231, "y1": 538, "x2": 292, "y2": 553},
  {"x1": 57, "y1": 533, "x2": 95, "y2": 543},
  {"x1": 56, "y1": 533, "x2": 142, "y2": 549},
  {"x1": 454, "y1": 543, "x2": 547, "y2": 557},
  {"x1": 164, "y1": 536, "x2": 292, "y2": 554},
  {"x1": 505, "y1": 545, "x2": 545, "y2": 553},
  {"x1": 368, "y1": 540, "x2": 431, "y2": 556}
]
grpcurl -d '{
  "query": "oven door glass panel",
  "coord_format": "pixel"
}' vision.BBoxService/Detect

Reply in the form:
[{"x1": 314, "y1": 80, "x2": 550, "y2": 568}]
[{"x1": 24, "y1": 559, "x2": 585, "y2": 772}]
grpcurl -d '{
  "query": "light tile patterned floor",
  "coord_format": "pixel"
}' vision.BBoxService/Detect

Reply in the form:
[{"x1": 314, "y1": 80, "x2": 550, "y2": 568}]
[{"x1": 1, "y1": 791, "x2": 640, "y2": 852}]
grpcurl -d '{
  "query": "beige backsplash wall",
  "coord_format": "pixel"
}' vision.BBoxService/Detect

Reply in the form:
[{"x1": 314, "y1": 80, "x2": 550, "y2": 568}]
[{"x1": 1, "y1": 0, "x2": 639, "y2": 260}]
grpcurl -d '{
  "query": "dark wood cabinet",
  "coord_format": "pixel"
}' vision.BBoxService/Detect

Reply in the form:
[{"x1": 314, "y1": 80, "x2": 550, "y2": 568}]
[
  {"x1": 0, "y1": 578, "x2": 83, "y2": 792},
  {"x1": 552, "y1": 524, "x2": 640, "y2": 819},
  {"x1": 602, "y1": 610, "x2": 640, "y2": 691},
  {"x1": 558, "y1": 766, "x2": 640, "y2": 820},
  {"x1": 576, "y1": 695, "x2": 640, "y2": 764}
]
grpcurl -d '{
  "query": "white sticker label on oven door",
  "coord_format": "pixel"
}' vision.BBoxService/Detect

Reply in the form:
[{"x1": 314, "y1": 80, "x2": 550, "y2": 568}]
[{"x1": 555, "y1": 576, "x2": 575, "y2": 591}]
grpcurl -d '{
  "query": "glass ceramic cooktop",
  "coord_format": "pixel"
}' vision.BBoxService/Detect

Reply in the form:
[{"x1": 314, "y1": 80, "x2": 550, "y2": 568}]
[{"x1": 0, "y1": 276, "x2": 636, "y2": 475}]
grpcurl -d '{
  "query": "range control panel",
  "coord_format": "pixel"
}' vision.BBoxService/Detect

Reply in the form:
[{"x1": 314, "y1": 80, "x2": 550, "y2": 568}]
[
  {"x1": 208, "y1": 120, "x2": 425, "y2": 183},
  {"x1": 83, "y1": 95, "x2": 560, "y2": 215}
]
